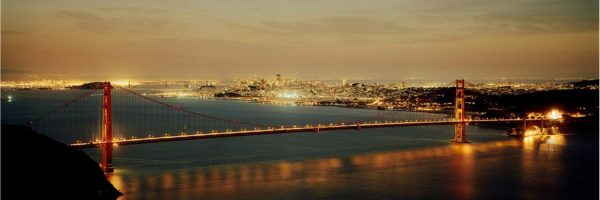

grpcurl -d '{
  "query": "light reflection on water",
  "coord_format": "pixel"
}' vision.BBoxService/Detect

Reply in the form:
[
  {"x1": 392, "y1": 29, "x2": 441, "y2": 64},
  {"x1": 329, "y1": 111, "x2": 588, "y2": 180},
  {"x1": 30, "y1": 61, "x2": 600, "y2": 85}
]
[
  {"x1": 2, "y1": 91, "x2": 596, "y2": 199},
  {"x1": 106, "y1": 135, "x2": 597, "y2": 200}
]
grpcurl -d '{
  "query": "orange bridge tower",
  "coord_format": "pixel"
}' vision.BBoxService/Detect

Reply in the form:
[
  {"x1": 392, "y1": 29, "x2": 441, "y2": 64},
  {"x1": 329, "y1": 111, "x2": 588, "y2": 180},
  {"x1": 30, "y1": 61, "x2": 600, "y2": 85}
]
[
  {"x1": 452, "y1": 79, "x2": 468, "y2": 143},
  {"x1": 102, "y1": 81, "x2": 114, "y2": 173}
]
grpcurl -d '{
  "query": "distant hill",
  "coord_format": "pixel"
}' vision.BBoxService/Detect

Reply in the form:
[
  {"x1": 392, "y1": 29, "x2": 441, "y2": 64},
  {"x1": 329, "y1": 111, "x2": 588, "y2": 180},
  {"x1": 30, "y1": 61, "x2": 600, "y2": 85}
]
[
  {"x1": 570, "y1": 79, "x2": 599, "y2": 88},
  {"x1": 67, "y1": 82, "x2": 109, "y2": 89}
]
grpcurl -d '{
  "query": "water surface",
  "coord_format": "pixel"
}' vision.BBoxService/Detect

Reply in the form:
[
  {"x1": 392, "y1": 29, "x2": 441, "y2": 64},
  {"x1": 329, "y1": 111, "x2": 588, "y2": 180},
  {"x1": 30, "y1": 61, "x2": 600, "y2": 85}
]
[{"x1": 2, "y1": 90, "x2": 597, "y2": 200}]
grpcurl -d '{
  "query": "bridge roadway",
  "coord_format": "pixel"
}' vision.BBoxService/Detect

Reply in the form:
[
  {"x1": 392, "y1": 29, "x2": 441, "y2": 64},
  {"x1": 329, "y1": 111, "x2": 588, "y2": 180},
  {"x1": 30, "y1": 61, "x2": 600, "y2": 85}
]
[{"x1": 69, "y1": 118, "x2": 544, "y2": 149}]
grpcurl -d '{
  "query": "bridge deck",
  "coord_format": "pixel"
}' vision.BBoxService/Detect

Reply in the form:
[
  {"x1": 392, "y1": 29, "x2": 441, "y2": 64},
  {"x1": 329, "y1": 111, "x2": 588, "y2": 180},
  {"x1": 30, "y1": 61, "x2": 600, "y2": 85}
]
[{"x1": 70, "y1": 119, "x2": 542, "y2": 149}]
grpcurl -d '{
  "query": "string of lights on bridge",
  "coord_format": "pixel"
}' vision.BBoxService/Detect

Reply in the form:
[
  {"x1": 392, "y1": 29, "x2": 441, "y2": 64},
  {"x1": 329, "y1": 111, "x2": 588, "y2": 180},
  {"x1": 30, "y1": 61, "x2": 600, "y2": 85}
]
[{"x1": 27, "y1": 80, "x2": 561, "y2": 173}]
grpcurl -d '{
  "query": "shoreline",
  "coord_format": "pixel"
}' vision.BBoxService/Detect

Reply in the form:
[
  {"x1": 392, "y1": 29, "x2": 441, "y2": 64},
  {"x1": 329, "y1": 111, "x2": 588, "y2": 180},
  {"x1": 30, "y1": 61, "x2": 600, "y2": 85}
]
[{"x1": 172, "y1": 95, "x2": 456, "y2": 116}]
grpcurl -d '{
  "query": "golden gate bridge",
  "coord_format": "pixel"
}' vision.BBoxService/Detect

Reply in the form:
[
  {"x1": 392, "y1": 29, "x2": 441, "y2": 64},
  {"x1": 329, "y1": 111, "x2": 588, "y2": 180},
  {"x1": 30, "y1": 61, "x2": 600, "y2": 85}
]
[{"x1": 27, "y1": 80, "x2": 555, "y2": 173}]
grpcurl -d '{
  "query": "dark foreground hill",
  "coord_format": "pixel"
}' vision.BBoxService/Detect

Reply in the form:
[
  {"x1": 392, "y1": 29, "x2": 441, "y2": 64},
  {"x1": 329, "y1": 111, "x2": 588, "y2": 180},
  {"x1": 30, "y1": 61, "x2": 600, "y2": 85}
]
[{"x1": 1, "y1": 125, "x2": 122, "y2": 199}]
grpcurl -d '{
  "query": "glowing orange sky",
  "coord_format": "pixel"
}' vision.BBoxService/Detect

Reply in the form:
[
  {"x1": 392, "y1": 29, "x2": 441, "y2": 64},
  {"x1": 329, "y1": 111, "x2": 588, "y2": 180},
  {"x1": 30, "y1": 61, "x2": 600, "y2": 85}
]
[{"x1": 2, "y1": 0, "x2": 598, "y2": 80}]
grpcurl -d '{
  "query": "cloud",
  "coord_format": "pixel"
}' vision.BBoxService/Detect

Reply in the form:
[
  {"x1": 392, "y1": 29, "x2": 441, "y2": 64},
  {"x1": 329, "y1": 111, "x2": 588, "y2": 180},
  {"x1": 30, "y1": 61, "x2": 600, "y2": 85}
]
[
  {"x1": 474, "y1": 11, "x2": 598, "y2": 35},
  {"x1": 201, "y1": 16, "x2": 298, "y2": 38},
  {"x1": 55, "y1": 11, "x2": 111, "y2": 32},
  {"x1": 263, "y1": 16, "x2": 412, "y2": 37},
  {"x1": 56, "y1": 11, "x2": 103, "y2": 21},
  {"x1": 1, "y1": 29, "x2": 28, "y2": 35},
  {"x1": 96, "y1": 7, "x2": 164, "y2": 13},
  {"x1": 55, "y1": 10, "x2": 175, "y2": 33}
]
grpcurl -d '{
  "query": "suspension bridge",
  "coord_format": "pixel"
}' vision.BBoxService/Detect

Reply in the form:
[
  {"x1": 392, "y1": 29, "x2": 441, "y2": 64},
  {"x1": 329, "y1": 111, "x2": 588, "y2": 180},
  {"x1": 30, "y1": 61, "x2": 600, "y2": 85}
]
[{"x1": 27, "y1": 80, "x2": 555, "y2": 173}]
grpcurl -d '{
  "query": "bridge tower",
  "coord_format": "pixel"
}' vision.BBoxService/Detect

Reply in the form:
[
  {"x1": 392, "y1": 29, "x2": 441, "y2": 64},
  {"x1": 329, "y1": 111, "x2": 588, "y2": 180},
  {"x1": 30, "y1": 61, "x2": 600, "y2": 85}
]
[
  {"x1": 101, "y1": 82, "x2": 114, "y2": 173},
  {"x1": 452, "y1": 79, "x2": 468, "y2": 143}
]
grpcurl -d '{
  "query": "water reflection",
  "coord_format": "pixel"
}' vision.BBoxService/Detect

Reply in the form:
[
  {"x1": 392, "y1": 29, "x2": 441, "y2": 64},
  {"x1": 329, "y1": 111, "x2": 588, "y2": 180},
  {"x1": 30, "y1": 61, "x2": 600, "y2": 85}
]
[
  {"x1": 109, "y1": 139, "x2": 554, "y2": 200},
  {"x1": 519, "y1": 134, "x2": 570, "y2": 199},
  {"x1": 544, "y1": 134, "x2": 566, "y2": 145},
  {"x1": 108, "y1": 134, "x2": 599, "y2": 200},
  {"x1": 451, "y1": 144, "x2": 474, "y2": 199},
  {"x1": 522, "y1": 135, "x2": 567, "y2": 157}
]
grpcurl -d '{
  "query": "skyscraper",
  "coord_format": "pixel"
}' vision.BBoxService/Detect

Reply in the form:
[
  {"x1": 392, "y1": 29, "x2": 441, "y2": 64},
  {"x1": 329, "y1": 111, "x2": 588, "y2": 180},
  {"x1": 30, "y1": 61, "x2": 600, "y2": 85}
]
[{"x1": 276, "y1": 74, "x2": 282, "y2": 86}]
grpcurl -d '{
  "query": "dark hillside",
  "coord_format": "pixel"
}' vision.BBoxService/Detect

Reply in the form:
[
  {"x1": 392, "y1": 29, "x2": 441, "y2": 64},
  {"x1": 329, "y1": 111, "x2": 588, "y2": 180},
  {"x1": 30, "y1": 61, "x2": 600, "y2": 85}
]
[{"x1": 1, "y1": 125, "x2": 121, "y2": 199}]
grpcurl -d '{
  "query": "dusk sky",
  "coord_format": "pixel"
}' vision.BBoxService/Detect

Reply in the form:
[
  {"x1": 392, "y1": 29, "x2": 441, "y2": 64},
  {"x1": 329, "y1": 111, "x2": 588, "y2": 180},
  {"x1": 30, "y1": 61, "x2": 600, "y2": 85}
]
[{"x1": 2, "y1": 0, "x2": 598, "y2": 80}]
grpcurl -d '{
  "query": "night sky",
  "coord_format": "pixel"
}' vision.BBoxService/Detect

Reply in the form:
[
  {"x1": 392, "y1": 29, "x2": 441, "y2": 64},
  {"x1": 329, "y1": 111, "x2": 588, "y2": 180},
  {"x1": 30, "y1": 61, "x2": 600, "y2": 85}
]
[{"x1": 2, "y1": 0, "x2": 598, "y2": 80}]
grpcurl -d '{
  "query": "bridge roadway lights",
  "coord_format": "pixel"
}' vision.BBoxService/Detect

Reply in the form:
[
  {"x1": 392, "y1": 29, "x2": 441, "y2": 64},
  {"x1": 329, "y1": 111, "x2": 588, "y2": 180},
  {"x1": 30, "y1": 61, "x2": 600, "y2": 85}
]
[{"x1": 91, "y1": 78, "x2": 488, "y2": 172}]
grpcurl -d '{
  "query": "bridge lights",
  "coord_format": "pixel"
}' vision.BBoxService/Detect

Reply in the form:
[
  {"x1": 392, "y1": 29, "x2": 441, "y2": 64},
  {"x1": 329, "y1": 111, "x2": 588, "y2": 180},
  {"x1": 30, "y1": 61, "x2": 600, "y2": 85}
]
[{"x1": 546, "y1": 109, "x2": 563, "y2": 120}]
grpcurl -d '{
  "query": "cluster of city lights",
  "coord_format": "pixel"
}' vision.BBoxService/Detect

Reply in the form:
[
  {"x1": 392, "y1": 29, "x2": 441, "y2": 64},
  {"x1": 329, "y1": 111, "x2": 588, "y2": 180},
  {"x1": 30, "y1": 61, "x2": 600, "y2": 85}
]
[
  {"x1": 546, "y1": 109, "x2": 563, "y2": 120},
  {"x1": 527, "y1": 109, "x2": 564, "y2": 120},
  {"x1": 1, "y1": 80, "x2": 87, "y2": 88},
  {"x1": 276, "y1": 91, "x2": 300, "y2": 99}
]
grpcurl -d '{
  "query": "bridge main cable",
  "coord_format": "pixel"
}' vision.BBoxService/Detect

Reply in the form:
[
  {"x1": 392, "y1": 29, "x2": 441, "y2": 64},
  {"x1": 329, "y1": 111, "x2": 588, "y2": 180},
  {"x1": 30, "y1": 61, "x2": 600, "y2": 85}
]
[
  {"x1": 113, "y1": 85, "x2": 271, "y2": 129},
  {"x1": 28, "y1": 88, "x2": 99, "y2": 126}
]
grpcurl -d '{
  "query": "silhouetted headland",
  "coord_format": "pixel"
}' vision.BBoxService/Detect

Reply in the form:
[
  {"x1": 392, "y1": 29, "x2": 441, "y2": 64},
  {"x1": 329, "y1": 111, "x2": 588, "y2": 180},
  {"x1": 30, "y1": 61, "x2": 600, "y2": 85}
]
[{"x1": 1, "y1": 125, "x2": 122, "y2": 200}]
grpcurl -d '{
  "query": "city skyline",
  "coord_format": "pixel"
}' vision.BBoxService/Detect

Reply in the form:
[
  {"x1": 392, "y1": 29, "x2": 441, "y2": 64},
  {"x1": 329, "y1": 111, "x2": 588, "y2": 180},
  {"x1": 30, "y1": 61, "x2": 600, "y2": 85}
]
[
  {"x1": 1, "y1": 67, "x2": 596, "y2": 85},
  {"x1": 2, "y1": 0, "x2": 599, "y2": 80},
  {"x1": 2, "y1": 1, "x2": 599, "y2": 199}
]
